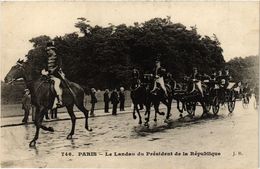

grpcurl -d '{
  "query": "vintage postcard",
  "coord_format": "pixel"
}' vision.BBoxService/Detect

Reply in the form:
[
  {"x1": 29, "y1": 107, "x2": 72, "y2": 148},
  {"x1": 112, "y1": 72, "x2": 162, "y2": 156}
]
[{"x1": 0, "y1": 1, "x2": 259, "y2": 169}]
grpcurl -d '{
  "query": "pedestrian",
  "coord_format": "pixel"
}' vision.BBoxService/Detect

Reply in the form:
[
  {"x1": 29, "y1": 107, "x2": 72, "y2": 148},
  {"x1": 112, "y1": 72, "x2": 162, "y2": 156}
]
[
  {"x1": 119, "y1": 87, "x2": 125, "y2": 111},
  {"x1": 110, "y1": 88, "x2": 119, "y2": 115},
  {"x1": 104, "y1": 89, "x2": 110, "y2": 113},
  {"x1": 90, "y1": 88, "x2": 97, "y2": 117},
  {"x1": 51, "y1": 108, "x2": 58, "y2": 119},
  {"x1": 22, "y1": 89, "x2": 31, "y2": 123}
]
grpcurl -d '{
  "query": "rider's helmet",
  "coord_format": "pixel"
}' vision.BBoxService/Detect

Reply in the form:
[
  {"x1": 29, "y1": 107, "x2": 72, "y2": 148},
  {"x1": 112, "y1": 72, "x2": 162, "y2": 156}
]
[{"x1": 46, "y1": 41, "x2": 56, "y2": 51}]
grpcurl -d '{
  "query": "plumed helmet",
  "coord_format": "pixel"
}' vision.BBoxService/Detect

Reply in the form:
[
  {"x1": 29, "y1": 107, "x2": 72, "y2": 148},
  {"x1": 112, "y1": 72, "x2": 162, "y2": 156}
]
[{"x1": 46, "y1": 41, "x2": 56, "y2": 50}]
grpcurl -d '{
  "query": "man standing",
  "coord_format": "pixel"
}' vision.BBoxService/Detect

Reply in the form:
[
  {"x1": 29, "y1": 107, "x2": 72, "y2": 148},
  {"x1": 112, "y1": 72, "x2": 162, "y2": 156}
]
[
  {"x1": 110, "y1": 88, "x2": 119, "y2": 115},
  {"x1": 22, "y1": 89, "x2": 31, "y2": 123},
  {"x1": 90, "y1": 88, "x2": 97, "y2": 117},
  {"x1": 103, "y1": 89, "x2": 110, "y2": 113},
  {"x1": 119, "y1": 87, "x2": 125, "y2": 111}
]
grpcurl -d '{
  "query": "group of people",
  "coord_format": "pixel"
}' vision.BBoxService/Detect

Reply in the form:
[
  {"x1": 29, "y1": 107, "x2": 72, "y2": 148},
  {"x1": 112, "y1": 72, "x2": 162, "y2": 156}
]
[
  {"x1": 20, "y1": 41, "x2": 256, "y2": 123},
  {"x1": 89, "y1": 87, "x2": 126, "y2": 116}
]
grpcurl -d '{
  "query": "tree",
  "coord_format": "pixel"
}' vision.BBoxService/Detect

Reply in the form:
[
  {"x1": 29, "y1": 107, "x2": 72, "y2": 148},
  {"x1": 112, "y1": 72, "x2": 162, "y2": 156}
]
[{"x1": 24, "y1": 17, "x2": 226, "y2": 90}]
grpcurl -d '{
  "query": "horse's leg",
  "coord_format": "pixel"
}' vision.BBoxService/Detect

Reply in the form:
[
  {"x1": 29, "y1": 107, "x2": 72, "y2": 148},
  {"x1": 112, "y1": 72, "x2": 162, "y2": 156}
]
[
  {"x1": 200, "y1": 102, "x2": 209, "y2": 118},
  {"x1": 66, "y1": 105, "x2": 76, "y2": 139},
  {"x1": 29, "y1": 107, "x2": 45, "y2": 147},
  {"x1": 40, "y1": 109, "x2": 54, "y2": 132},
  {"x1": 133, "y1": 104, "x2": 137, "y2": 119},
  {"x1": 156, "y1": 99, "x2": 165, "y2": 116},
  {"x1": 136, "y1": 105, "x2": 142, "y2": 125},
  {"x1": 153, "y1": 102, "x2": 160, "y2": 122},
  {"x1": 144, "y1": 102, "x2": 151, "y2": 127},
  {"x1": 165, "y1": 99, "x2": 172, "y2": 119},
  {"x1": 76, "y1": 102, "x2": 92, "y2": 131},
  {"x1": 177, "y1": 100, "x2": 184, "y2": 118}
]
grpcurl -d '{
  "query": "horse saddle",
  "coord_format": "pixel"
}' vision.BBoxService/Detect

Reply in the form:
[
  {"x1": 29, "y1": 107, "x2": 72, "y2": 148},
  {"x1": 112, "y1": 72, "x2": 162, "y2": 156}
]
[{"x1": 40, "y1": 75, "x2": 65, "y2": 95}]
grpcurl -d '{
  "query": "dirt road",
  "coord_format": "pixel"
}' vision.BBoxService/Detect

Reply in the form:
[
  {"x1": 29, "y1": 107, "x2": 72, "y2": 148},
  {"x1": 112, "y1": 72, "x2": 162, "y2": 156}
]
[{"x1": 1, "y1": 101, "x2": 258, "y2": 169}]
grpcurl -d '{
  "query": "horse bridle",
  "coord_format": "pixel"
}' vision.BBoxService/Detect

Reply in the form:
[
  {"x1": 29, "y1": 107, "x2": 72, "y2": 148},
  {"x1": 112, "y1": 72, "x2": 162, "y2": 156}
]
[{"x1": 7, "y1": 62, "x2": 26, "y2": 84}]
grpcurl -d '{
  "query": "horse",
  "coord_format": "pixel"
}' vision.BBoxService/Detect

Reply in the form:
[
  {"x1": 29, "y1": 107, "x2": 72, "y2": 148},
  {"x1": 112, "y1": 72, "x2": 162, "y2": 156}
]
[
  {"x1": 4, "y1": 59, "x2": 92, "y2": 147},
  {"x1": 145, "y1": 76, "x2": 174, "y2": 125},
  {"x1": 130, "y1": 69, "x2": 151, "y2": 125},
  {"x1": 131, "y1": 70, "x2": 173, "y2": 126}
]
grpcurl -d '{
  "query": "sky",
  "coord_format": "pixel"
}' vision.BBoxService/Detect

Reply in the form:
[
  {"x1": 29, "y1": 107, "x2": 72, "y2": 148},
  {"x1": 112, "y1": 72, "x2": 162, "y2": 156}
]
[{"x1": 0, "y1": 1, "x2": 259, "y2": 80}]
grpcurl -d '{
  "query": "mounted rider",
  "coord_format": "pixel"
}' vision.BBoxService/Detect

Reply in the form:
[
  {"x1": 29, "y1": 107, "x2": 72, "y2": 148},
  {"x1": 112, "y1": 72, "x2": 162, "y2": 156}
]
[
  {"x1": 42, "y1": 41, "x2": 64, "y2": 107},
  {"x1": 131, "y1": 68, "x2": 141, "y2": 90},
  {"x1": 151, "y1": 56, "x2": 167, "y2": 96},
  {"x1": 188, "y1": 67, "x2": 204, "y2": 97}
]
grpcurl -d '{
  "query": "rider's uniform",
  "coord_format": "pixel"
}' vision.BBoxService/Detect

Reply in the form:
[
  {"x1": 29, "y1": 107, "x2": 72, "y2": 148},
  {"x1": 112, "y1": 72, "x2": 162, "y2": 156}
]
[
  {"x1": 189, "y1": 72, "x2": 204, "y2": 97},
  {"x1": 151, "y1": 66, "x2": 167, "y2": 96},
  {"x1": 45, "y1": 42, "x2": 63, "y2": 106},
  {"x1": 131, "y1": 69, "x2": 141, "y2": 90}
]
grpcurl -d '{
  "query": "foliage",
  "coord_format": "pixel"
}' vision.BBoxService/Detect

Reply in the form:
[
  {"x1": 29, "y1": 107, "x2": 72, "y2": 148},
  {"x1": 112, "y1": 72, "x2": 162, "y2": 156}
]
[
  {"x1": 226, "y1": 55, "x2": 259, "y2": 88},
  {"x1": 25, "y1": 17, "x2": 225, "y2": 90}
]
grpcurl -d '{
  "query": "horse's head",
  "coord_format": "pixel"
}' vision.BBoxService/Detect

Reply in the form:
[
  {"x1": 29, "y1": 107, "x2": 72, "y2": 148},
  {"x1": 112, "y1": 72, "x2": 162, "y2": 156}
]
[{"x1": 4, "y1": 59, "x2": 26, "y2": 84}]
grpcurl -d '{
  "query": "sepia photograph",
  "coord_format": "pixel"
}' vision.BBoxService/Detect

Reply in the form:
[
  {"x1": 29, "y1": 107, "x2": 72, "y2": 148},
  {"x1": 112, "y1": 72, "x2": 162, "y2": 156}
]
[{"x1": 0, "y1": 1, "x2": 259, "y2": 168}]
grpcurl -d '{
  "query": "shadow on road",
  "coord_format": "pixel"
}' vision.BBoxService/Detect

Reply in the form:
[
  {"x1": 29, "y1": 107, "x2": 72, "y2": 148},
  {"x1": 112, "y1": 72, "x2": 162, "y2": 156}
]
[{"x1": 132, "y1": 113, "x2": 227, "y2": 138}]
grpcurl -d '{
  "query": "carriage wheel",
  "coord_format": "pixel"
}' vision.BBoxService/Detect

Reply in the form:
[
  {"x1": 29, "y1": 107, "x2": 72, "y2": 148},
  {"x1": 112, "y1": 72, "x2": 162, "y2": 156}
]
[
  {"x1": 186, "y1": 102, "x2": 196, "y2": 117},
  {"x1": 228, "y1": 91, "x2": 236, "y2": 113},
  {"x1": 212, "y1": 96, "x2": 220, "y2": 115}
]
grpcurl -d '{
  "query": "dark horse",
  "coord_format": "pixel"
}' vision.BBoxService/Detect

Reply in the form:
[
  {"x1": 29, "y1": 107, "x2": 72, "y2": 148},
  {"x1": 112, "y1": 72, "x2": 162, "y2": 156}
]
[
  {"x1": 130, "y1": 70, "x2": 151, "y2": 125},
  {"x1": 130, "y1": 69, "x2": 173, "y2": 126},
  {"x1": 144, "y1": 74, "x2": 174, "y2": 125},
  {"x1": 4, "y1": 60, "x2": 92, "y2": 147}
]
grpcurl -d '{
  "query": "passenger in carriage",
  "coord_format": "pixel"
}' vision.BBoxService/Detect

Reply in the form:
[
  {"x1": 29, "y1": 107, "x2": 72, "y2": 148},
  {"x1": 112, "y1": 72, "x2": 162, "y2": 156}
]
[
  {"x1": 151, "y1": 56, "x2": 168, "y2": 96},
  {"x1": 222, "y1": 68, "x2": 231, "y2": 88},
  {"x1": 217, "y1": 68, "x2": 231, "y2": 102},
  {"x1": 242, "y1": 82, "x2": 251, "y2": 103}
]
